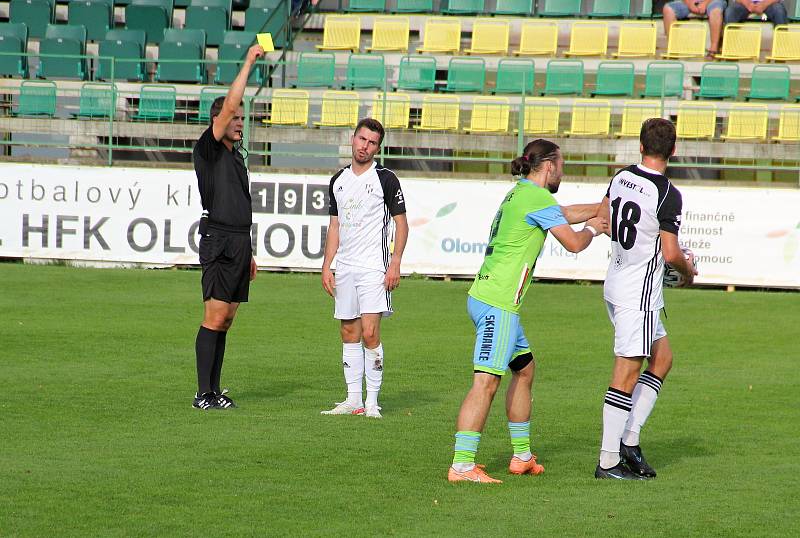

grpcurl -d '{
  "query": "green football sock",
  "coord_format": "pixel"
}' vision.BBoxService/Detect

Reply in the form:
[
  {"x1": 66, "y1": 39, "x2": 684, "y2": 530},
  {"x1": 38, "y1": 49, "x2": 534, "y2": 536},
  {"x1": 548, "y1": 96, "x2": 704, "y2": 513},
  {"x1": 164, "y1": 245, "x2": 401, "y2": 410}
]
[
  {"x1": 453, "y1": 431, "x2": 481, "y2": 464},
  {"x1": 509, "y1": 421, "x2": 531, "y2": 457}
]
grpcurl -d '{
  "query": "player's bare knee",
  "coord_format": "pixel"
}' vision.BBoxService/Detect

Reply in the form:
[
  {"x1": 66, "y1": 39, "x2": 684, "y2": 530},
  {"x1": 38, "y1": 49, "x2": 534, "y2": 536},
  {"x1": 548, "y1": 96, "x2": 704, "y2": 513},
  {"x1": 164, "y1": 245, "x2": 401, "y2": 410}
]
[{"x1": 472, "y1": 372, "x2": 501, "y2": 395}]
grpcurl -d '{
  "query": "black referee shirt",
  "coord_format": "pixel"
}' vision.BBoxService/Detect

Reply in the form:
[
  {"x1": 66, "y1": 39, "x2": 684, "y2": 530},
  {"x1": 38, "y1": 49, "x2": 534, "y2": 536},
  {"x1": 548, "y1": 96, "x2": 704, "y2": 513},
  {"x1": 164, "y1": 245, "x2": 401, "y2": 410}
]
[{"x1": 193, "y1": 127, "x2": 252, "y2": 228}]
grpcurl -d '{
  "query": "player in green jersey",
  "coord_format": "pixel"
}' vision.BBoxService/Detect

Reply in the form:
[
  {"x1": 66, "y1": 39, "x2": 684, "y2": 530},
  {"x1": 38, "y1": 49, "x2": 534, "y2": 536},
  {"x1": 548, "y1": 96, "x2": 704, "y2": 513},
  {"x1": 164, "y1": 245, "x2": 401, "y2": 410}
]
[{"x1": 448, "y1": 139, "x2": 608, "y2": 483}]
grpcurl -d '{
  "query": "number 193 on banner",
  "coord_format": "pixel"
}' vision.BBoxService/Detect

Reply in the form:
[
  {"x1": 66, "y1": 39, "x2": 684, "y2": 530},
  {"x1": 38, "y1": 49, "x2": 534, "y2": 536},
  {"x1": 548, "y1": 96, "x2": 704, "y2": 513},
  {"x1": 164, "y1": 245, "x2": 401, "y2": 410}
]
[{"x1": 250, "y1": 182, "x2": 329, "y2": 216}]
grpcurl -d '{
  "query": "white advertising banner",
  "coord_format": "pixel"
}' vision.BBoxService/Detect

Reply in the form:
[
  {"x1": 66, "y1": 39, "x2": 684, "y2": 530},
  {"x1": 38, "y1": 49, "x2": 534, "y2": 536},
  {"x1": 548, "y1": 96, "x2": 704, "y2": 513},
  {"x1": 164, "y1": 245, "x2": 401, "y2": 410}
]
[{"x1": 0, "y1": 163, "x2": 798, "y2": 288}]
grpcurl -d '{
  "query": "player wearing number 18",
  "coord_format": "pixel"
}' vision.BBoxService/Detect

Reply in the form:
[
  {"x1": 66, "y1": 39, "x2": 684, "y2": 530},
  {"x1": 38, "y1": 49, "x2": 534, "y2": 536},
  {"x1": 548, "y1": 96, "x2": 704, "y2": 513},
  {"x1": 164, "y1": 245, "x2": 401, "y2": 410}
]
[
  {"x1": 594, "y1": 118, "x2": 698, "y2": 480},
  {"x1": 448, "y1": 139, "x2": 608, "y2": 483}
]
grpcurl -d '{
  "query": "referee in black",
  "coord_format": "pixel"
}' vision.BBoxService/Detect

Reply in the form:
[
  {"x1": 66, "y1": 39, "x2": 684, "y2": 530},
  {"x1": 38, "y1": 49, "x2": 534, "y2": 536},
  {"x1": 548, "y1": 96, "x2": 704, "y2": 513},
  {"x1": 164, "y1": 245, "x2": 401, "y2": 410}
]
[{"x1": 192, "y1": 44, "x2": 264, "y2": 410}]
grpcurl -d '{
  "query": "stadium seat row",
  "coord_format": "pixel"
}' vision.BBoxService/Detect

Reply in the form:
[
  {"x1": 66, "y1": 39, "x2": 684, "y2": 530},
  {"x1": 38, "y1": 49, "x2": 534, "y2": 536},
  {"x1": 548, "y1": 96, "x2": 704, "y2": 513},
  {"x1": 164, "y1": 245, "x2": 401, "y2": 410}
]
[
  {"x1": 0, "y1": 24, "x2": 266, "y2": 84},
  {"x1": 11, "y1": 80, "x2": 800, "y2": 142},
  {"x1": 320, "y1": 15, "x2": 800, "y2": 62},
  {"x1": 295, "y1": 53, "x2": 800, "y2": 101},
  {"x1": 6, "y1": 0, "x2": 288, "y2": 44}
]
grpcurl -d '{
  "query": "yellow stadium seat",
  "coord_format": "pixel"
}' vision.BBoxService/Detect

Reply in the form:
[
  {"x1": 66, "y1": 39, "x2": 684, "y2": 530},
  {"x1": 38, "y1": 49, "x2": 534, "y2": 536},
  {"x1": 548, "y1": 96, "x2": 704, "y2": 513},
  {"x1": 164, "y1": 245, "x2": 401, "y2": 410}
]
[
  {"x1": 316, "y1": 15, "x2": 361, "y2": 52},
  {"x1": 416, "y1": 95, "x2": 460, "y2": 131},
  {"x1": 716, "y1": 24, "x2": 762, "y2": 61},
  {"x1": 465, "y1": 96, "x2": 510, "y2": 133},
  {"x1": 366, "y1": 16, "x2": 410, "y2": 52},
  {"x1": 663, "y1": 22, "x2": 707, "y2": 59},
  {"x1": 614, "y1": 21, "x2": 656, "y2": 58},
  {"x1": 772, "y1": 105, "x2": 800, "y2": 142},
  {"x1": 564, "y1": 21, "x2": 608, "y2": 57},
  {"x1": 721, "y1": 103, "x2": 768, "y2": 140},
  {"x1": 314, "y1": 91, "x2": 360, "y2": 127},
  {"x1": 766, "y1": 25, "x2": 800, "y2": 62},
  {"x1": 465, "y1": 18, "x2": 509, "y2": 55},
  {"x1": 565, "y1": 98, "x2": 611, "y2": 136},
  {"x1": 676, "y1": 101, "x2": 717, "y2": 139},
  {"x1": 265, "y1": 89, "x2": 309, "y2": 126},
  {"x1": 417, "y1": 17, "x2": 461, "y2": 54},
  {"x1": 512, "y1": 21, "x2": 558, "y2": 56},
  {"x1": 520, "y1": 97, "x2": 560, "y2": 135},
  {"x1": 616, "y1": 100, "x2": 662, "y2": 137},
  {"x1": 370, "y1": 92, "x2": 411, "y2": 129}
]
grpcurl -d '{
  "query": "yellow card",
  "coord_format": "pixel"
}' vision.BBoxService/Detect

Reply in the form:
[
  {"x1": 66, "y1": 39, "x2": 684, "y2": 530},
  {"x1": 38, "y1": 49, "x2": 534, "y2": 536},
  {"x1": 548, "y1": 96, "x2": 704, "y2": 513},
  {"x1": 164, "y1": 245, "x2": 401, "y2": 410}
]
[{"x1": 256, "y1": 33, "x2": 274, "y2": 52}]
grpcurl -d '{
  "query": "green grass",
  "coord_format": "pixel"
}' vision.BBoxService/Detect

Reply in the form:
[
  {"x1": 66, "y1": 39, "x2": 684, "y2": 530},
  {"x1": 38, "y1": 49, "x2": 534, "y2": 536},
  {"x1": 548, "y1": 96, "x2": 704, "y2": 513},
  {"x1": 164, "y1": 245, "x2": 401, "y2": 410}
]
[{"x1": 1, "y1": 264, "x2": 797, "y2": 537}]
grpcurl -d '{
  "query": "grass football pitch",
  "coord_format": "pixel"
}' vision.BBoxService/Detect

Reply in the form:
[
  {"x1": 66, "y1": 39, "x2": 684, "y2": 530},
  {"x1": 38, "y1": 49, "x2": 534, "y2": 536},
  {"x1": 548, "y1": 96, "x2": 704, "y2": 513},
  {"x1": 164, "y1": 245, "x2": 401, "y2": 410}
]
[{"x1": 1, "y1": 263, "x2": 797, "y2": 537}]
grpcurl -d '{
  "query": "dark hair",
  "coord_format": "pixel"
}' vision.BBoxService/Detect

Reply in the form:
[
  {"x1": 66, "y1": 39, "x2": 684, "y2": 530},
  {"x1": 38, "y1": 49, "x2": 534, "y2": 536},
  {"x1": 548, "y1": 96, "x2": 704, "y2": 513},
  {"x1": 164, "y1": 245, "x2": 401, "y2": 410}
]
[
  {"x1": 354, "y1": 117, "x2": 385, "y2": 145},
  {"x1": 511, "y1": 139, "x2": 560, "y2": 177},
  {"x1": 640, "y1": 118, "x2": 676, "y2": 161},
  {"x1": 209, "y1": 96, "x2": 244, "y2": 126}
]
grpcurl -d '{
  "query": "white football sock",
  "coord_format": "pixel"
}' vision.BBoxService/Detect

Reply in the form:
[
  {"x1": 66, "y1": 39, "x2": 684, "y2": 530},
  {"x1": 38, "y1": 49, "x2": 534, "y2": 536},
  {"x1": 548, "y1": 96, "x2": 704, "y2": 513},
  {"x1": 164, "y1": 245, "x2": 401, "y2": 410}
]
[
  {"x1": 364, "y1": 343, "x2": 384, "y2": 407},
  {"x1": 599, "y1": 387, "x2": 632, "y2": 469},
  {"x1": 622, "y1": 371, "x2": 663, "y2": 447},
  {"x1": 342, "y1": 342, "x2": 364, "y2": 408}
]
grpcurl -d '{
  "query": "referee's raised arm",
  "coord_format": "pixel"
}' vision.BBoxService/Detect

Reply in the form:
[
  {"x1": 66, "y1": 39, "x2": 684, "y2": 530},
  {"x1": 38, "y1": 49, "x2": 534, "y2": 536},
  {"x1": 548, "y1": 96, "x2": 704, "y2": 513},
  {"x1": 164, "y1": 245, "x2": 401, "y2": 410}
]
[{"x1": 212, "y1": 44, "x2": 265, "y2": 142}]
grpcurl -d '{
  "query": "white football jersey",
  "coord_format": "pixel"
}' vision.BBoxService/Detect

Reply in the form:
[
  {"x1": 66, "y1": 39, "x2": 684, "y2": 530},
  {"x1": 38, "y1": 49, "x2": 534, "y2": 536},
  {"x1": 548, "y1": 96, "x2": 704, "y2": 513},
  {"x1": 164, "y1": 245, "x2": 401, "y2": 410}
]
[
  {"x1": 329, "y1": 162, "x2": 406, "y2": 273},
  {"x1": 604, "y1": 164, "x2": 682, "y2": 311}
]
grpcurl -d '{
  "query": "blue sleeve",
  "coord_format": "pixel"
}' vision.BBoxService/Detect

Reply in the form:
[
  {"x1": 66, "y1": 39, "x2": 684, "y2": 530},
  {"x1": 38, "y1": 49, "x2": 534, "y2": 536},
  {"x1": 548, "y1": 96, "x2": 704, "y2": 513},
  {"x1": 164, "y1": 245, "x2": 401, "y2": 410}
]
[{"x1": 525, "y1": 205, "x2": 568, "y2": 230}]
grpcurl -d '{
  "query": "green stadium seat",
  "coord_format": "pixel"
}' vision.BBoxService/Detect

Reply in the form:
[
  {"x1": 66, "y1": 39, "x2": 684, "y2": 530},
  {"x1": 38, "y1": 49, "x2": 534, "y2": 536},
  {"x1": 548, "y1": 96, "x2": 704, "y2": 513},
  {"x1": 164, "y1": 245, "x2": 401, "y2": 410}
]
[
  {"x1": 641, "y1": 60, "x2": 683, "y2": 98},
  {"x1": 133, "y1": 84, "x2": 176, "y2": 121},
  {"x1": 397, "y1": 55, "x2": 436, "y2": 91},
  {"x1": 345, "y1": 54, "x2": 385, "y2": 89},
  {"x1": 16, "y1": 80, "x2": 57, "y2": 116},
  {"x1": 9, "y1": 0, "x2": 54, "y2": 39},
  {"x1": 126, "y1": 0, "x2": 173, "y2": 44},
  {"x1": 442, "y1": 0, "x2": 484, "y2": 14},
  {"x1": 492, "y1": 58, "x2": 535, "y2": 95},
  {"x1": 636, "y1": 0, "x2": 662, "y2": 18},
  {"x1": 345, "y1": 0, "x2": 385, "y2": 11},
  {"x1": 591, "y1": 61, "x2": 634, "y2": 96},
  {"x1": 295, "y1": 52, "x2": 336, "y2": 87},
  {"x1": 745, "y1": 64, "x2": 791, "y2": 101},
  {"x1": 156, "y1": 28, "x2": 206, "y2": 83},
  {"x1": 185, "y1": 0, "x2": 231, "y2": 46},
  {"x1": 542, "y1": 59, "x2": 584, "y2": 96},
  {"x1": 442, "y1": 57, "x2": 485, "y2": 93},
  {"x1": 68, "y1": 0, "x2": 113, "y2": 42},
  {"x1": 588, "y1": 0, "x2": 629, "y2": 17},
  {"x1": 538, "y1": 0, "x2": 581, "y2": 17},
  {"x1": 38, "y1": 24, "x2": 88, "y2": 80},
  {"x1": 696, "y1": 62, "x2": 739, "y2": 100},
  {"x1": 245, "y1": 0, "x2": 288, "y2": 48},
  {"x1": 174, "y1": 0, "x2": 191, "y2": 6},
  {"x1": 495, "y1": 0, "x2": 532, "y2": 15},
  {"x1": 790, "y1": 1, "x2": 800, "y2": 21},
  {"x1": 197, "y1": 86, "x2": 227, "y2": 123},
  {"x1": 214, "y1": 31, "x2": 263, "y2": 85},
  {"x1": 76, "y1": 82, "x2": 117, "y2": 118},
  {"x1": 392, "y1": 0, "x2": 433, "y2": 12},
  {"x1": 0, "y1": 22, "x2": 29, "y2": 78},
  {"x1": 97, "y1": 29, "x2": 146, "y2": 81}
]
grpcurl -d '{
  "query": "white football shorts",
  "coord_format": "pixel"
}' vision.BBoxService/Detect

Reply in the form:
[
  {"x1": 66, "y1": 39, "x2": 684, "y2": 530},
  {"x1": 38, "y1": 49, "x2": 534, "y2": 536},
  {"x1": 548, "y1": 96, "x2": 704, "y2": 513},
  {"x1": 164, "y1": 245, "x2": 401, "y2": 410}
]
[
  {"x1": 334, "y1": 262, "x2": 393, "y2": 320},
  {"x1": 605, "y1": 301, "x2": 667, "y2": 358}
]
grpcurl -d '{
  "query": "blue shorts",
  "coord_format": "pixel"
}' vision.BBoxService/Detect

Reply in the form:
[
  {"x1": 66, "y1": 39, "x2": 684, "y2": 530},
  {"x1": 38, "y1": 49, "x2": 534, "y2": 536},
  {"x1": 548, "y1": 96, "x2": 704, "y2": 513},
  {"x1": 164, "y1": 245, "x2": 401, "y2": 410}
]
[
  {"x1": 666, "y1": 0, "x2": 726, "y2": 18},
  {"x1": 468, "y1": 296, "x2": 531, "y2": 376}
]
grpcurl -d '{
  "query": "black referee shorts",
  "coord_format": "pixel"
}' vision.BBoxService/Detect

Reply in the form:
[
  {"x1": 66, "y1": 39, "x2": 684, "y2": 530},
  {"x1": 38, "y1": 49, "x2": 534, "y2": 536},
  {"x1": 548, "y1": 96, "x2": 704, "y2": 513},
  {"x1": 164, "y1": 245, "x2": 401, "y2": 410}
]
[{"x1": 199, "y1": 230, "x2": 252, "y2": 303}]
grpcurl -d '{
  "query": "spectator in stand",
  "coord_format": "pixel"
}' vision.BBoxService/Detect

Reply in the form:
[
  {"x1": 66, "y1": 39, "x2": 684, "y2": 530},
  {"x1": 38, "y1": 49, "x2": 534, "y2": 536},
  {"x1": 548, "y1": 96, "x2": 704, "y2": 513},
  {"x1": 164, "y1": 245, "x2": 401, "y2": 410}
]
[
  {"x1": 663, "y1": 0, "x2": 727, "y2": 59},
  {"x1": 724, "y1": 0, "x2": 788, "y2": 25}
]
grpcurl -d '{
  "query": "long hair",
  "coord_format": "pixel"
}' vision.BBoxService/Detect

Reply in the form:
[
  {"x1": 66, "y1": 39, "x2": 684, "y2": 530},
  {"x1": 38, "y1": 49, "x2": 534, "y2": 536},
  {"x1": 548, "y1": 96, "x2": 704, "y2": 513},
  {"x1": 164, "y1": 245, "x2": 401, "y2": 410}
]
[{"x1": 510, "y1": 139, "x2": 560, "y2": 177}]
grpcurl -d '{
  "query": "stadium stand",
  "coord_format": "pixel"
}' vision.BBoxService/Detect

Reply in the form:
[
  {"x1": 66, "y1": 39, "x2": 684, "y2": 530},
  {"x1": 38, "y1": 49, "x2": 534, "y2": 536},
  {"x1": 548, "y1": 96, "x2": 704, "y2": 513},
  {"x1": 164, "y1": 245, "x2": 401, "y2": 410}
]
[
  {"x1": 295, "y1": 52, "x2": 336, "y2": 87},
  {"x1": 9, "y1": 0, "x2": 54, "y2": 39},
  {"x1": 464, "y1": 19, "x2": 510, "y2": 55},
  {"x1": 766, "y1": 25, "x2": 800, "y2": 62},
  {"x1": 745, "y1": 65, "x2": 791, "y2": 101},
  {"x1": 465, "y1": 96, "x2": 510, "y2": 133},
  {"x1": 494, "y1": 0, "x2": 533, "y2": 16},
  {"x1": 641, "y1": 60, "x2": 684, "y2": 97},
  {"x1": 442, "y1": 57, "x2": 486, "y2": 93},
  {"x1": 215, "y1": 31, "x2": 263, "y2": 85},
  {"x1": 345, "y1": 53, "x2": 386, "y2": 89},
  {"x1": 97, "y1": 29, "x2": 146, "y2": 82},
  {"x1": 417, "y1": 17, "x2": 461, "y2": 54},
  {"x1": 538, "y1": 0, "x2": 582, "y2": 17},
  {"x1": 492, "y1": 58, "x2": 536, "y2": 95},
  {"x1": 125, "y1": 0, "x2": 173, "y2": 44},
  {"x1": 513, "y1": 21, "x2": 558, "y2": 56},
  {"x1": 613, "y1": 21, "x2": 657, "y2": 57},
  {"x1": 185, "y1": 0, "x2": 232, "y2": 47},
  {"x1": 344, "y1": 0, "x2": 384, "y2": 12},
  {"x1": 721, "y1": 103, "x2": 769, "y2": 140},
  {"x1": 565, "y1": 98, "x2": 611, "y2": 136},
  {"x1": 197, "y1": 86, "x2": 227, "y2": 122},
  {"x1": 369, "y1": 92, "x2": 411, "y2": 128},
  {"x1": 591, "y1": 61, "x2": 635, "y2": 97},
  {"x1": 417, "y1": 94, "x2": 460, "y2": 131},
  {"x1": 0, "y1": 22, "x2": 29, "y2": 78},
  {"x1": 155, "y1": 28, "x2": 207, "y2": 84},
  {"x1": 588, "y1": 0, "x2": 630, "y2": 18},
  {"x1": 67, "y1": 0, "x2": 113, "y2": 42},
  {"x1": 441, "y1": 0, "x2": 484, "y2": 16},
  {"x1": 676, "y1": 101, "x2": 717, "y2": 139},
  {"x1": 662, "y1": 21, "x2": 706, "y2": 59},
  {"x1": 38, "y1": 24, "x2": 88, "y2": 80},
  {"x1": 133, "y1": 84, "x2": 177, "y2": 121},
  {"x1": 365, "y1": 16, "x2": 409, "y2": 52},
  {"x1": 15, "y1": 80, "x2": 57, "y2": 116},
  {"x1": 616, "y1": 100, "x2": 662, "y2": 136},
  {"x1": 397, "y1": 55, "x2": 436, "y2": 91},
  {"x1": 392, "y1": 0, "x2": 434, "y2": 13},
  {"x1": 774, "y1": 105, "x2": 800, "y2": 141},
  {"x1": 716, "y1": 24, "x2": 762, "y2": 62},
  {"x1": 696, "y1": 62, "x2": 740, "y2": 100},
  {"x1": 522, "y1": 98, "x2": 560, "y2": 135},
  {"x1": 314, "y1": 90, "x2": 360, "y2": 127},
  {"x1": 317, "y1": 14, "x2": 360, "y2": 52},
  {"x1": 265, "y1": 88, "x2": 310, "y2": 126},
  {"x1": 564, "y1": 21, "x2": 609, "y2": 57},
  {"x1": 76, "y1": 82, "x2": 117, "y2": 118},
  {"x1": 542, "y1": 59, "x2": 584, "y2": 96}
]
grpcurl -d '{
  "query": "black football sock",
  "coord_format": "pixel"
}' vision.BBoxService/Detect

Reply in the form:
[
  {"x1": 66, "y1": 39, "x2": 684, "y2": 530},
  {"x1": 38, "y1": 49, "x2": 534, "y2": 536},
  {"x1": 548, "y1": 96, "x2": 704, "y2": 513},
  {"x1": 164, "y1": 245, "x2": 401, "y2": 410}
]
[
  {"x1": 195, "y1": 326, "x2": 218, "y2": 395},
  {"x1": 210, "y1": 330, "x2": 227, "y2": 395}
]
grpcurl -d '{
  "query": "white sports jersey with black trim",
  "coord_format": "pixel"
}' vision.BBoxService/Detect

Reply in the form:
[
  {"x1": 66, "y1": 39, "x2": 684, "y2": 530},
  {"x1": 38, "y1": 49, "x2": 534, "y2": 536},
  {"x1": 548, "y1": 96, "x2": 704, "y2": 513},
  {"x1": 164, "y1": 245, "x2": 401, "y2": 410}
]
[
  {"x1": 329, "y1": 162, "x2": 406, "y2": 273},
  {"x1": 604, "y1": 164, "x2": 682, "y2": 311}
]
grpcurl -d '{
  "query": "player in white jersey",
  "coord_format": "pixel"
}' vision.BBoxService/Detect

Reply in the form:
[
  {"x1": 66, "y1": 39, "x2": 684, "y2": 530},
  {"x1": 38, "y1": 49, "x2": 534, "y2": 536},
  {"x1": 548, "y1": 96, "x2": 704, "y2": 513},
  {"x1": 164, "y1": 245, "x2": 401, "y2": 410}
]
[
  {"x1": 320, "y1": 118, "x2": 409, "y2": 419},
  {"x1": 594, "y1": 118, "x2": 697, "y2": 480}
]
